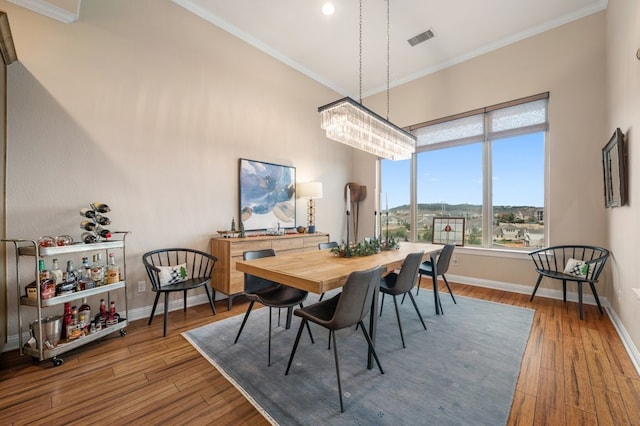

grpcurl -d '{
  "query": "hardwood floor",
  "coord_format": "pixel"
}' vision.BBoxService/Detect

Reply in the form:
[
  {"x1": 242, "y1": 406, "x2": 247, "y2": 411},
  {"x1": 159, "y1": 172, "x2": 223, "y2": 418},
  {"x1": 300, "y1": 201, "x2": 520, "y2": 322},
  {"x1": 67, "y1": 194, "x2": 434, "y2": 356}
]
[{"x1": 1, "y1": 282, "x2": 639, "y2": 425}]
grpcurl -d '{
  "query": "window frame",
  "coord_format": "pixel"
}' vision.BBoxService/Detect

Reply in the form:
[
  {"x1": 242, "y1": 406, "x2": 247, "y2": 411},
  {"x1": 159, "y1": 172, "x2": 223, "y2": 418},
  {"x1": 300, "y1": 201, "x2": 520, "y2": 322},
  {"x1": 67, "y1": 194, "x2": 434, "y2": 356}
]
[{"x1": 389, "y1": 93, "x2": 548, "y2": 250}]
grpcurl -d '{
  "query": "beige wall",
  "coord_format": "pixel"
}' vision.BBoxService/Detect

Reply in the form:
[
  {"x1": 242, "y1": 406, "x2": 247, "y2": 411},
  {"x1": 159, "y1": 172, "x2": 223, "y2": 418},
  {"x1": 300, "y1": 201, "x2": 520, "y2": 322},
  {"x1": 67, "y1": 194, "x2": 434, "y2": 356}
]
[
  {"x1": 1, "y1": 0, "x2": 636, "y2": 356},
  {"x1": 0, "y1": 0, "x2": 353, "y2": 337},
  {"x1": 604, "y1": 0, "x2": 640, "y2": 355},
  {"x1": 359, "y1": 12, "x2": 608, "y2": 291}
]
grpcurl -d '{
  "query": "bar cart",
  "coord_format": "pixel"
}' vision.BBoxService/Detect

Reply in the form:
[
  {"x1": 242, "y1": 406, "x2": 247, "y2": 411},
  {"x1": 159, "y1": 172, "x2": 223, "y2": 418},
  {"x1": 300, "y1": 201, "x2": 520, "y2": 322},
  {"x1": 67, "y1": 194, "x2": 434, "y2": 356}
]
[{"x1": 3, "y1": 232, "x2": 128, "y2": 366}]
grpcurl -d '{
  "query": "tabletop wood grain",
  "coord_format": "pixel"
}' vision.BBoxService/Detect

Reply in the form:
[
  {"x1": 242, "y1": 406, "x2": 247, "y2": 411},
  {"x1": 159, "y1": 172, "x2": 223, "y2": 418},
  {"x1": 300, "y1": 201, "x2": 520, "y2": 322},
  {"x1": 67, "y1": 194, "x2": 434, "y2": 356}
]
[{"x1": 235, "y1": 242, "x2": 442, "y2": 293}]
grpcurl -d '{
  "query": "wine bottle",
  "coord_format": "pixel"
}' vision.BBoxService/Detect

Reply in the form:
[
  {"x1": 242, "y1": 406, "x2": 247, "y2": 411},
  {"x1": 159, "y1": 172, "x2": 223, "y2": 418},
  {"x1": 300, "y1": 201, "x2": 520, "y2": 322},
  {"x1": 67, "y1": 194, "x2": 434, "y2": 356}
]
[
  {"x1": 79, "y1": 208, "x2": 96, "y2": 219},
  {"x1": 97, "y1": 228, "x2": 112, "y2": 239},
  {"x1": 80, "y1": 221, "x2": 97, "y2": 232},
  {"x1": 95, "y1": 215, "x2": 111, "y2": 226},
  {"x1": 81, "y1": 232, "x2": 97, "y2": 244},
  {"x1": 90, "y1": 202, "x2": 110, "y2": 213},
  {"x1": 105, "y1": 252, "x2": 120, "y2": 284}
]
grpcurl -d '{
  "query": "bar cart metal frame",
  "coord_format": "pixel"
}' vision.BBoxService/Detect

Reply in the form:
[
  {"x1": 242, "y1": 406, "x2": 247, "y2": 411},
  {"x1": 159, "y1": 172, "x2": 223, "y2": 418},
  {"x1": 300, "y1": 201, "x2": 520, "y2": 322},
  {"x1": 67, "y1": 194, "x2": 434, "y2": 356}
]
[{"x1": 3, "y1": 232, "x2": 129, "y2": 366}]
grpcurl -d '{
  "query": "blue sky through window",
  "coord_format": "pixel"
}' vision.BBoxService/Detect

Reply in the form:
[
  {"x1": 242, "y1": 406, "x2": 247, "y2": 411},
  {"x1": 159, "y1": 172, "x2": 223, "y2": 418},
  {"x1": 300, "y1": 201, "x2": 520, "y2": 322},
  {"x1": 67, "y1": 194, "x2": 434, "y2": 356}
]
[{"x1": 382, "y1": 132, "x2": 544, "y2": 209}]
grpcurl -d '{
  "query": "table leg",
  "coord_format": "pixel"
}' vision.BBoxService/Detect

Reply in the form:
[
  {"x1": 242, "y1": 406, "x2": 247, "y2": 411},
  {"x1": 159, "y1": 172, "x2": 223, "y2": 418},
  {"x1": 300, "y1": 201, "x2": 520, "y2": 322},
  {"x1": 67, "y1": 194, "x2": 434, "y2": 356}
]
[{"x1": 433, "y1": 274, "x2": 441, "y2": 315}]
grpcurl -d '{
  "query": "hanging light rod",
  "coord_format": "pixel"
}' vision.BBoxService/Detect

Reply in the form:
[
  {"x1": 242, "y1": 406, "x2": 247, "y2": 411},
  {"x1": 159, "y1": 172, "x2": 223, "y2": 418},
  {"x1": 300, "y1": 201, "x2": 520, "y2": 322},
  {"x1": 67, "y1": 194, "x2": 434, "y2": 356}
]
[
  {"x1": 318, "y1": 0, "x2": 415, "y2": 161},
  {"x1": 318, "y1": 97, "x2": 416, "y2": 161}
]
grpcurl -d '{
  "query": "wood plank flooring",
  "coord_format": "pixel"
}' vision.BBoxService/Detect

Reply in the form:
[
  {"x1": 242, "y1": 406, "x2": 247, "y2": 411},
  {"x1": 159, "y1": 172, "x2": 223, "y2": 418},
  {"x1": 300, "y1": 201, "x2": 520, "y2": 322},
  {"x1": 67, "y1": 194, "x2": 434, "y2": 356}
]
[{"x1": 1, "y1": 281, "x2": 639, "y2": 425}]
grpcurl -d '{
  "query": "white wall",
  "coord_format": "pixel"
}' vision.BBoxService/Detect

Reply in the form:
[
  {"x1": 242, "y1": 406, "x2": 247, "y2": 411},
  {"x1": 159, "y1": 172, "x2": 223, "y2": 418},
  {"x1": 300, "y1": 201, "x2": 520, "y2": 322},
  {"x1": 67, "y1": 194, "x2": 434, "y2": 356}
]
[{"x1": 1, "y1": 0, "x2": 353, "y2": 336}]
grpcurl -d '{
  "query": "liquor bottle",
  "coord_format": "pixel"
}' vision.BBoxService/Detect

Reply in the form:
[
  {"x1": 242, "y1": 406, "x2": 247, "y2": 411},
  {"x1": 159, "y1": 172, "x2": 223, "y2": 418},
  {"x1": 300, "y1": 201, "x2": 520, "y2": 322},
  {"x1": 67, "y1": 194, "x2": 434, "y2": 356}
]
[
  {"x1": 90, "y1": 254, "x2": 105, "y2": 285},
  {"x1": 61, "y1": 302, "x2": 72, "y2": 340},
  {"x1": 38, "y1": 260, "x2": 55, "y2": 299},
  {"x1": 38, "y1": 259, "x2": 49, "y2": 282},
  {"x1": 81, "y1": 257, "x2": 91, "y2": 279},
  {"x1": 65, "y1": 260, "x2": 77, "y2": 285},
  {"x1": 78, "y1": 300, "x2": 91, "y2": 332},
  {"x1": 95, "y1": 298, "x2": 107, "y2": 328},
  {"x1": 105, "y1": 253, "x2": 120, "y2": 284},
  {"x1": 50, "y1": 259, "x2": 63, "y2": 285},
  {"x1": 108, "y1": 300, "x2": 120, "y2": 325},
  {"x1": 90, "y1": 202, "x2": 110, "y2": 213},
  {"x1": 79, "y1": 207, "x2": 97, "y2": 219},
  {"x1": 66, "y1": 305, "x2": 78, "y2": 339},
  {"x1": 80, "y1": 221, "x2": 97, "y2": 232}
]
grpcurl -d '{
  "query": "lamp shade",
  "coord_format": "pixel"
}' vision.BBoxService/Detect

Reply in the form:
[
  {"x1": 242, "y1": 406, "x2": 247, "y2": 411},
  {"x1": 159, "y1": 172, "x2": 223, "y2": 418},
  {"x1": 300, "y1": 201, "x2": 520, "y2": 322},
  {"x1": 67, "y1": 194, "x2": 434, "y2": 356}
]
[{"x1": 297, "y1": 182, "x2": 323, "y2": 199}]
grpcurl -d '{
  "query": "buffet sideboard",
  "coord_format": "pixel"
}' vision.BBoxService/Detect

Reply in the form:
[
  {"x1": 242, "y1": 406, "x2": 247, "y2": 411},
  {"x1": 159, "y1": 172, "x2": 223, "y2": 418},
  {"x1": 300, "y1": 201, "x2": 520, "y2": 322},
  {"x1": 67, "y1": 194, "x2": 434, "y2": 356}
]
[{"x1": 210, "y1": 233, "x2": 329, "y2": 309}]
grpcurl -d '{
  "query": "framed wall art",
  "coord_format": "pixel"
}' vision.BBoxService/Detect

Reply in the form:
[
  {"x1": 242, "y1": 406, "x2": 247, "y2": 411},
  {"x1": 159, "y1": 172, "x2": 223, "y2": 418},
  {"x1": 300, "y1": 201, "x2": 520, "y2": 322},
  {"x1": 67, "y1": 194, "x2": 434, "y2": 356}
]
[
  {"x1": 239, "y1": 158, "x2": 296, "y2": 231},
  {"x1": 602, "y1": 128, "x2": 628, "y2": 208},
  {"x1": 432, "y1": 217, "x2": 465, "y2": 246}
]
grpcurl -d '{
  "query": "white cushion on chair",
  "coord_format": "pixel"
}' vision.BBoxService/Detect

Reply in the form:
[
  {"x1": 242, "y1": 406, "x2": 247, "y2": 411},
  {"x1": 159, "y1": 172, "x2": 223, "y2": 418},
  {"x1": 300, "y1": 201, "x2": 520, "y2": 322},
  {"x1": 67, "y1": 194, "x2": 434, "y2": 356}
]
[
  {"x1": 158, "y1": 263, "x2": 188, "y2": 285},
  {"x1": 563, "y1": 258, "x2": 594, "y2": 278}
]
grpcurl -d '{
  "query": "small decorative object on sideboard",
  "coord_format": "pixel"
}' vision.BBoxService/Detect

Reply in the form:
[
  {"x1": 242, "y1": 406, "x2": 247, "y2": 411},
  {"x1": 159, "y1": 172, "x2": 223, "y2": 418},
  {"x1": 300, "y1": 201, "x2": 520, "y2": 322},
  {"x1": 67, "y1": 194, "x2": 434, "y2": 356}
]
[{"x1": 79, "y1": 202, "x2": 113, "y2": 242}]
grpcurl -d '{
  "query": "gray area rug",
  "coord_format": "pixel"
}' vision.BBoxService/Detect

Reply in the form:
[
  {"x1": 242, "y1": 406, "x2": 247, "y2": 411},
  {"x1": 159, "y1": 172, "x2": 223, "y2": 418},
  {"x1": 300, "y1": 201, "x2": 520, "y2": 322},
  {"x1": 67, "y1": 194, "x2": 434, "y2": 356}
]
[{"x1": 183, "y1": 291, "x2": 534, "y2": 425}]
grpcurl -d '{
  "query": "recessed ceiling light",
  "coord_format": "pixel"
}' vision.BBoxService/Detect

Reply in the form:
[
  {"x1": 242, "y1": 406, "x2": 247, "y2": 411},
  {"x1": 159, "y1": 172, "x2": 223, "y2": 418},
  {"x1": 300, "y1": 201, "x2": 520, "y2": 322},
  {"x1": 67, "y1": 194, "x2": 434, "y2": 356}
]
[{"x1": 322, "y1": 3, "x2": 335, "y2": 16}]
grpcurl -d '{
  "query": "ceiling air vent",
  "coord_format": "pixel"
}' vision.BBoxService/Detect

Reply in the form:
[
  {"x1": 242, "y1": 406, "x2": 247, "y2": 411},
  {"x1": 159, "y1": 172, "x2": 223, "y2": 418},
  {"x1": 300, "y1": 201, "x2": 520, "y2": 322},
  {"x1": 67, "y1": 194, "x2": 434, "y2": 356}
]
[{"x1": 407, "y1": 29, "x2": 434, "y2": 47}]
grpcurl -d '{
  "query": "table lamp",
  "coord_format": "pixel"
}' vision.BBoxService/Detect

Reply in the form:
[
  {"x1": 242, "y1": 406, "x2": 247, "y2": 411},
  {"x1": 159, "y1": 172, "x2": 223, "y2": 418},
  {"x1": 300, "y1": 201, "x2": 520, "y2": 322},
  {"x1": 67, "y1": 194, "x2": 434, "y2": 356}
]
[{"x1": 297, "y1": 181, "x2": 323, "y2": 233}]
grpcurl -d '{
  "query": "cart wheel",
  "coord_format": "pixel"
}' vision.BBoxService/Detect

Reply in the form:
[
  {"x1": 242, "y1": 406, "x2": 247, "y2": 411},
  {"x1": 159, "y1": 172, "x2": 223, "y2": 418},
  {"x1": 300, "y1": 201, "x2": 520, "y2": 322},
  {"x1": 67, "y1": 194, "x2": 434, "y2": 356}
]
[
  {"x1": 52, "y1": 358, "x2": 64, "y2": 367},
  {"x1": 120, "y1": 329, "x2": 127, "y2": 336}
]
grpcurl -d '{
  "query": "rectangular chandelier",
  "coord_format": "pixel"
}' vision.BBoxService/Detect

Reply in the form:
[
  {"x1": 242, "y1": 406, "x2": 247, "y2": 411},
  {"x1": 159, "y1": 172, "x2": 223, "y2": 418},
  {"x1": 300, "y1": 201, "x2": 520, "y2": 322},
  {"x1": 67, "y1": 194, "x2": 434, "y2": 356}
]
[{"x1": 319, "y1": 97, "x2": 416, "y2": 161}]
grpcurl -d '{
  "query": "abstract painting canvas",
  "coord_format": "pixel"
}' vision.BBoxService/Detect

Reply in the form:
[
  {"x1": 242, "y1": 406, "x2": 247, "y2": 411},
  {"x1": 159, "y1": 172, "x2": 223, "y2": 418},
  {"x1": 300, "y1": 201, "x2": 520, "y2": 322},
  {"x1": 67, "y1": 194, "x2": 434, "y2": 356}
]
[{"x1": 239, "y1": 158, "x2": 296, "y2": 231}]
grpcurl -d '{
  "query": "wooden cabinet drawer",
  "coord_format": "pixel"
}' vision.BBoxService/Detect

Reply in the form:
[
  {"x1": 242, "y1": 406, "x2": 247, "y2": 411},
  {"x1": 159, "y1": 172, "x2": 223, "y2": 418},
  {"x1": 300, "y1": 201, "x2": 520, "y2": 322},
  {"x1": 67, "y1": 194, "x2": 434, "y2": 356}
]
[
  {"x1": 272, "y1": 238, "x2": 304, "y2": 251},
  {"x1": 230, "y1": 240, "x2": 271, "y2": 257}
]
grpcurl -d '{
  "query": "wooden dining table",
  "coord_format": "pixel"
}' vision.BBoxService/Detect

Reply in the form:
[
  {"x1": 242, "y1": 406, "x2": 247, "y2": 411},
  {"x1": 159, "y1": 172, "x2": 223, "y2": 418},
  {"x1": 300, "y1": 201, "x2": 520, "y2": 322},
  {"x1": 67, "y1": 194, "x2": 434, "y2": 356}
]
[{"x1": 235, "y1": 241, "x2": 442, "y2": 368}]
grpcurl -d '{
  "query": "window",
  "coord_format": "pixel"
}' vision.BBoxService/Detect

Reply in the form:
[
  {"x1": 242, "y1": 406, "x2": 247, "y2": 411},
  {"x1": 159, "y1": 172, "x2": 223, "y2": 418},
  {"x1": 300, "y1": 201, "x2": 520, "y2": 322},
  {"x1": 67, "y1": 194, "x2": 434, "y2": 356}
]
[{"x1": 382, "y1": 93, "x2": 548, "y2": 250}]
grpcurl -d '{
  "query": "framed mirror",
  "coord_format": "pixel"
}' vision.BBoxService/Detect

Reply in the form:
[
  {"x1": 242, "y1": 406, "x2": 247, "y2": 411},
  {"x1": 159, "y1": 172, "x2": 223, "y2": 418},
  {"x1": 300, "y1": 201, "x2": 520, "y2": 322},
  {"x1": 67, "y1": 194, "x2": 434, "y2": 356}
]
[{"x1": 602, "y1": 128, "x2": 627, "y2": 208}]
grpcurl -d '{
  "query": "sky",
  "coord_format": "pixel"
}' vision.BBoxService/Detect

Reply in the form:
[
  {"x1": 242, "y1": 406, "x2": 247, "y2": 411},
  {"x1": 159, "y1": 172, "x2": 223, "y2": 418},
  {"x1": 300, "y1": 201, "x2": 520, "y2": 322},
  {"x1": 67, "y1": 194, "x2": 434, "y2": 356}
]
[{"x1": 381, "y1": 132, "x2": 544, "y2": 209}]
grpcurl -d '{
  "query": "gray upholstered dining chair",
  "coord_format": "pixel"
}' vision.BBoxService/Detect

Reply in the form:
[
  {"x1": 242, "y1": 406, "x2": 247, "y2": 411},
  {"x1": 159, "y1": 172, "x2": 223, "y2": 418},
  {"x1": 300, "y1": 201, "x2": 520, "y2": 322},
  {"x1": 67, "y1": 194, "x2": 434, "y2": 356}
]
[
  {"x1": 234, "y1": 249, "x2": 314, "y2": 366},
  {"x1": 379, "y1": 251, "x2": 426, "y2": 348},
  {"x1": 285, "y1": 265, "x2": 385, "y2": 413},
  {"x1": 417, "y1": 244, "x2": 456, "y2": 315},
  {"x1": 317, "y1": 241, "x2": 339, "y2": 301}
]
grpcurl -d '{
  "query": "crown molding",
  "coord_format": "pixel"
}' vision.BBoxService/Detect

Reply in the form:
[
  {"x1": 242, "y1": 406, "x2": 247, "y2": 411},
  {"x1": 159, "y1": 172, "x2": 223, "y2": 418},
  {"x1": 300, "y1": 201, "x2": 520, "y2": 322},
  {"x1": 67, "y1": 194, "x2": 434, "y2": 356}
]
[{"x1": 8, "y1": 0, "x2": 81, "y2": 24}]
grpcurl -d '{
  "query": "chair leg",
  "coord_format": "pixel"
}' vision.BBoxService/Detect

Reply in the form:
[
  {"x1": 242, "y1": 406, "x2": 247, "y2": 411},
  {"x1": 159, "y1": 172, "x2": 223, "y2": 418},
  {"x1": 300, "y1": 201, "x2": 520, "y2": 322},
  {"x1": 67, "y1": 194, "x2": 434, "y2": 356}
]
[
  {"x1": 302, "y1": 304, "x2": 315, "y2": 344},
  {"x1": 327, "y1": 329, "x2": 332, "y2": 350},
  {"x1": 183, "y1": 289, "x2": 188, "y2": 312},
  {"x1": 529, "y1": 274, "x2": 544, "y2": 301},
  {"x1": 163, "y1": 292, "x2": 169, "y2": 337},
  {"x1": 268, "y1": 308, "x2": 273, "y2": 366},
  {"x1": 379, "y1": 293, "x2": 385, "y2": 317},
  {"x1": 331, "y1": 330, "x2": 344, "y2": 413},
  {"x1": 407, "y1": 291, "x2": 427, "y2": 330},
  {"x1": 318, "y1": 292, "x2": 325, "y2": 301},
  {"x1": 416, "y1": 273, "x2": 422, "y2": 295},
  {"x1": 563, "y1": 280, "x2": 567, "y2": 303},
  {"x1": 285, "y1": 319, "x2": 306, "y2": 375},
  {"x1": 588, "y1": 282, "x2": 604, "y2": 315},
  {"x1": 391, "y1": 296, "x2": 406, "y2": 348},
  {"x1": 442, "y1": 275, "x2": 456, "y2": 304},
  {"x1": 234, "y1": 301, "x2": 255, "y2": 344},
  {"x1": 203, "y1": 284, "x2": 216, "y2": 316},
  {"x1": 358, "y1": 321, "x2": 384, "y2": 374},
  {"x1": 577, "y1": 281, "x2": 584, "y2": 320},
  {"x1": 148, "y1": 292, "x2": 160, "y2": 325}
]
